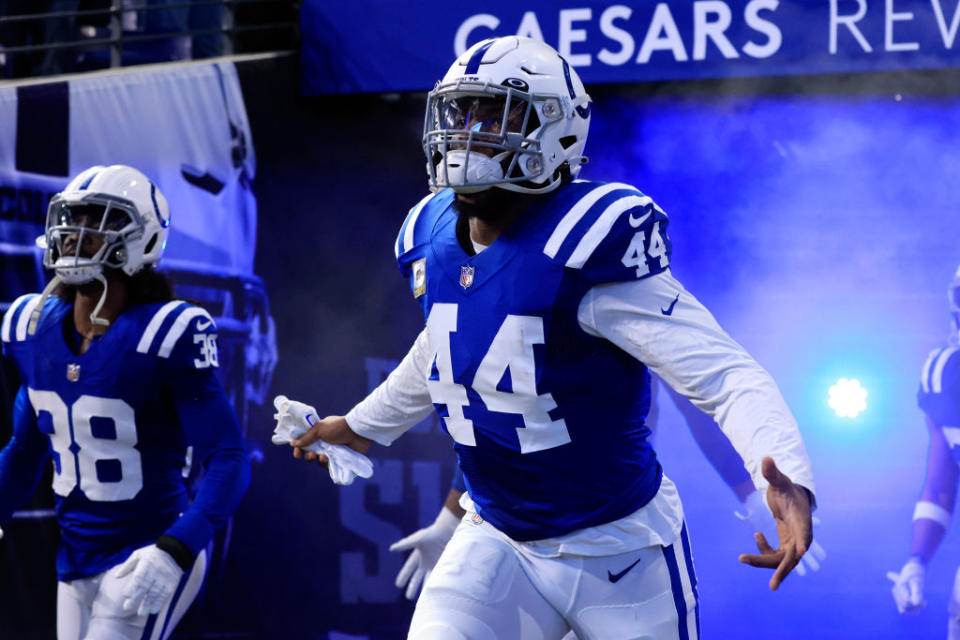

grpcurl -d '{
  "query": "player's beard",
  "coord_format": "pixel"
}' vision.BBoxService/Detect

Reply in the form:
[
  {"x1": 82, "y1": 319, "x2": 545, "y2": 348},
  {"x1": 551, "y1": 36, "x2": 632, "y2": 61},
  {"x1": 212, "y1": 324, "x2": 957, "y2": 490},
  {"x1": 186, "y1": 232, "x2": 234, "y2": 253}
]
[{"x1": 453, "y1": 188, "x2": 540, "y2": 225}]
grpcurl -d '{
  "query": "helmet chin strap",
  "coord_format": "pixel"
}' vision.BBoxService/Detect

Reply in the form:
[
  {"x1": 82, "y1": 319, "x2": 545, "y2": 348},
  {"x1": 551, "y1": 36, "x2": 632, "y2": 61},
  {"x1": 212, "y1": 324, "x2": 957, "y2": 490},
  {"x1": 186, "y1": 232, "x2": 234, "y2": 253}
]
[
  {"x1": 26, "y1": 271, "x2": 112, "y2": 337},
  {"x1": 89, "y1": 272, "x2": 111, "y2": 327},
  {"x1": 26, "y1": 275, "x2": 62, "y2": 336}
]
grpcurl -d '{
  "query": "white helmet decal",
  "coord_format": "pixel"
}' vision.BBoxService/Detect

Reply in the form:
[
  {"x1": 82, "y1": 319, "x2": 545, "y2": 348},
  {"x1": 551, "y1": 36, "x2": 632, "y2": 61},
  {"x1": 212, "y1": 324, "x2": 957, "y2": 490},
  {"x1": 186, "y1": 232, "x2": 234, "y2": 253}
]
[{"x1": 423, "y1": 36, "x2": 591, "y2": 195}]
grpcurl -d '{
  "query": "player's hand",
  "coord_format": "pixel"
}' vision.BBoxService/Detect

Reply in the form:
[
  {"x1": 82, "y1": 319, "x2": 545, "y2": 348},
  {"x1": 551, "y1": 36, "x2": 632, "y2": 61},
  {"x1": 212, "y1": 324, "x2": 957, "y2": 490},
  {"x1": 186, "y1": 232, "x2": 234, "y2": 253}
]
[
  {"x1": 734, "y1": 489, "x2": 826, "y2": 576},
  {"x1": 273, "y1": 395, "x2": 374, "y2": 485},
  {"x1": 389, "y1": 507, "x2": 461, "y2": 600},
  {"x1": 115, "y1": 545, "x2": 184, "y2": 616},
  {"x1": 0, "y1": 525, "x2": 4, "y2": 540},
  {"x1": 887, "y1": 559, "x2": 926, "y2": 614},
  {"x1": 738, "y1": 456, "x2": 813, "y2": 590}
]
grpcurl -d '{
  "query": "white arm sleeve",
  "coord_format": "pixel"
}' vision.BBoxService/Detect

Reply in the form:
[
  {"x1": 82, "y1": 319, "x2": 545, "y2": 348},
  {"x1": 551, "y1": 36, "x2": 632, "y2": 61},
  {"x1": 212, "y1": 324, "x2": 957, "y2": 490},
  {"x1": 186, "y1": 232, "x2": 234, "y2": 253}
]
[
  {"x1": 578, "y1": 269, "x2": 815, "y2": 500},
  {"x1": 345, "y1": 328, "x2": 435, "y2": 446}
]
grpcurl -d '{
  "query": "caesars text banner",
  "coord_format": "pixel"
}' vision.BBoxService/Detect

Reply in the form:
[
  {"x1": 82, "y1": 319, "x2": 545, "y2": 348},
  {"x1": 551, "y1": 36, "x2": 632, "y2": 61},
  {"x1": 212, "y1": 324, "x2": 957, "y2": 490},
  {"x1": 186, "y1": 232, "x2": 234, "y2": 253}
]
[{"x1": 302, "y1": 0, "x2": 960, "y2": 94}]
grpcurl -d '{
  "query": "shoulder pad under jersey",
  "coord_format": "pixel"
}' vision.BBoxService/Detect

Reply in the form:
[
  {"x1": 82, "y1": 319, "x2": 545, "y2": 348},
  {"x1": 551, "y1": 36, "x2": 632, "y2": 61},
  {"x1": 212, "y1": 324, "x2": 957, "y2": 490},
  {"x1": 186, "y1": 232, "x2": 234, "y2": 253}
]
[
  {"x1": 395, "y1": 190, "x2": 455, "y2": 276},
  {"x1": 134, "y1": 300, "x2": 219, "y2": 370},
  {"x1": 1, "y1": 293, "x2": 43, "y2": 348},
  {"x1": 538, "y1": 180, "x2": 672, "y2": 285},
  {"x1": 918, "y1": 346, "x2": 960, "y2": 426}
]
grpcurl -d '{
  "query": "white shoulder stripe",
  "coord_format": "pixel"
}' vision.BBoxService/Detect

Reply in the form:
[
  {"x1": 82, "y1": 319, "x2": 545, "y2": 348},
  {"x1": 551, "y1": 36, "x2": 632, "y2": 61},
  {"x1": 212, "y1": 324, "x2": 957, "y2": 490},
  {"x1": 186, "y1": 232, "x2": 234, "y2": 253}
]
[
  {"x1": 2, "y1": 294, "x2": 35, "y2": 343},
  {"x1": 566, "y1": 195, "x2": 653, "y2": 269},
  {"x1": 15, "y1": 295, "x2": 44, "y2": 342},
  {"x1": 921, "y1": 349, "x2": 940, "y2": 393},
  {"x1": 136, "y1": 300, "x2": 186, "y2": 354},
  {"x1": 544, "y1": 183, "x2": 634, "y2": 259},
  {"x1": 932, "y1": 347, "x2": 959, "y2": 393},
  {"x1": 158, "y1": 306, "x2": 214, "y2": 358},
  {"x1": 401, "y1": 193, "x2": 435, "y2": 256}
]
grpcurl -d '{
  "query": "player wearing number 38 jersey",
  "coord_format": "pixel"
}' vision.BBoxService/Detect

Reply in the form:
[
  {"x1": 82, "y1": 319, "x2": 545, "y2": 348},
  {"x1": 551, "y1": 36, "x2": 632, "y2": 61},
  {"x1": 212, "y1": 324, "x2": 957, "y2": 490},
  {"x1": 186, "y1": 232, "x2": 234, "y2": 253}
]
[
  {"x1": 290, "y1": 37, "x2": 816, "y2": 639},
  {"x1": 0, "y1": 165, "x2": 250, "y2": 640}
]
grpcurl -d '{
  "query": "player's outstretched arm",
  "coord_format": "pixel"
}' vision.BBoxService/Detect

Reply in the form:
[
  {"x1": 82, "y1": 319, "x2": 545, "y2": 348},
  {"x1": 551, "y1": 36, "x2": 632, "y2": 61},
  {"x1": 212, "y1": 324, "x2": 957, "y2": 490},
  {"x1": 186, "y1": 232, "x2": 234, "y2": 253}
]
[
  {"x1": 664, "y1": 384, "x2": 828, "y2": 576},
  {"x1": 738, "y1": 457, "x2": 813, "y2": 590},
  {"x1": 578, "y1": 272, "x2": 817, "y2": 585}
]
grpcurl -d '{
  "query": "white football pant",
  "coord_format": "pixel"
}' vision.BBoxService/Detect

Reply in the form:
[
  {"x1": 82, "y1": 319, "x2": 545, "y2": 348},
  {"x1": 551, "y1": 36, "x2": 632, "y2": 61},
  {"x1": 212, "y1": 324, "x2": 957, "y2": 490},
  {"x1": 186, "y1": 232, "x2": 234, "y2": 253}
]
[
  {"x1": 949, "y1": 565, "x2": 960, "y2": 640},
  {"x1": 57, "y1": 548, "x2": 207, "y2": 640},
  {"x1": 409, "y1": 516, "x2": 699, "y2": 640}
]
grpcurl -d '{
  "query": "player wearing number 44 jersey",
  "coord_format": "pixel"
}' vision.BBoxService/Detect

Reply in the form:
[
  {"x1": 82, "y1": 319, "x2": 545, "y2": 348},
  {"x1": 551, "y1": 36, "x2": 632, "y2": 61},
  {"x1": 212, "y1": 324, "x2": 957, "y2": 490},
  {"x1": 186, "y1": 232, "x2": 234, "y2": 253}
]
[
  {"x1": 0, "y1": 165, "x2": 250, "y2": 640},
  {"x1": 290, "y1": 37, "x2": 816, "y2": 639}
]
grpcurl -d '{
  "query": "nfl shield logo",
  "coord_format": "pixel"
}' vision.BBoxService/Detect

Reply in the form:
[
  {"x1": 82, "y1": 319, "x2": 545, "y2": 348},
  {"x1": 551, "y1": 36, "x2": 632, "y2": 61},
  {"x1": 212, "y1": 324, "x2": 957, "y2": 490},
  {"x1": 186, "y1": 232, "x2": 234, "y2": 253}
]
[
  {"x1": 66, "y1": 364, "x2": 80, "y2": 382},
  {"x1": 459, "y1": 265, "x2": 475, "y2": 290}
]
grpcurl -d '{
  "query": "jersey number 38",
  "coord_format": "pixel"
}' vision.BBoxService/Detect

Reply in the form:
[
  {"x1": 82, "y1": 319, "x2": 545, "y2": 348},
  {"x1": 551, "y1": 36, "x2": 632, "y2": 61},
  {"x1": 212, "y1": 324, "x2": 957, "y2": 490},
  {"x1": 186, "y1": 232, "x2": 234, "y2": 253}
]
[{"x1": 28, "y1": 389, "x2": 143, "y2": 502}]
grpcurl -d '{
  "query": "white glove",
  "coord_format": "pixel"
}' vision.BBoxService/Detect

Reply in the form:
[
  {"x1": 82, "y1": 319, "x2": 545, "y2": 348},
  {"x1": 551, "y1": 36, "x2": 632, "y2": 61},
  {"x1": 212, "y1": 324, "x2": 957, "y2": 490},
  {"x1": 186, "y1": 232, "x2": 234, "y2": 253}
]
[
  {"x1": 389, "y1": 507, "x2": 460, "y2": 600},
  {"x1": 0, "y1": 525, "x2": 4, "y2": 540},
  {"x1": 734, "y1": 489, "x2": 827, "y2": 576},
  {"x1": 272, "y1": 395, "x2": 374, "y2": 486},
  {"x1": 888, "y1": 558, "x2": 926, "y2": 614},
  {"x1": 115, "y1": 545, "x2": 184, "y2": 616}
]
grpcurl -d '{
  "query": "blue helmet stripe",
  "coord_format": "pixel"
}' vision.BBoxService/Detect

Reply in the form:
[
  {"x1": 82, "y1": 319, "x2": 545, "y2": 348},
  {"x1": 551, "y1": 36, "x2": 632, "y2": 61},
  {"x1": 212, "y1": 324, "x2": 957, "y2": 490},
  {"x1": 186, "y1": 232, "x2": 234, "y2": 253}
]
[
  {"x1": 78, "y1": 169, "x2": 100, "y2": 190},
  {"x1": 464, "y1": 40, "x2": 495, "y2": 75},
  {"x1": 560, "y1": 57, "x2": 577, "y2": 99},
  {"x1": 561, "y1": 56, "x2": 592, "y2": 119},
  {"x1": 150, "y1": 182, "x2": 169, "y2": 228}
]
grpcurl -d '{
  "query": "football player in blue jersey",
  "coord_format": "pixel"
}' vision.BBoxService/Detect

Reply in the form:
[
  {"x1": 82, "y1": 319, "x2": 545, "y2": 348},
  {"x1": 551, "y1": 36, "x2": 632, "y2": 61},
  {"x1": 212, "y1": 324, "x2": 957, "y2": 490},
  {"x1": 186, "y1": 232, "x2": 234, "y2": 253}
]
[
  {"x1": 888, "y1": 265, "x2": 960, "y2": 639},
  {"x1": 290, "y1": 37, "x2": 816, "y2": 639},
  {"x1": 0, "y1": 165, "x2": 250, "y2": 640}
]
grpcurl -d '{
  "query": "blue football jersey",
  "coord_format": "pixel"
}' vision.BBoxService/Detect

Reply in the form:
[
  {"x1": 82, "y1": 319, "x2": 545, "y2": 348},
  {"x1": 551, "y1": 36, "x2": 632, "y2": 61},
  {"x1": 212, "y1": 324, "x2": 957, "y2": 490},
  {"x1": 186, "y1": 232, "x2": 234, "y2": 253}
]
[
  {"x1": 1, "y1": 293, "x2": 223, "y2": 580},
  {"x1": 918, "y1": 346, "x2": 960, "y2": 464},
  {"x1": 395, "y1": 180, "x2": 673, "y2": 540}
]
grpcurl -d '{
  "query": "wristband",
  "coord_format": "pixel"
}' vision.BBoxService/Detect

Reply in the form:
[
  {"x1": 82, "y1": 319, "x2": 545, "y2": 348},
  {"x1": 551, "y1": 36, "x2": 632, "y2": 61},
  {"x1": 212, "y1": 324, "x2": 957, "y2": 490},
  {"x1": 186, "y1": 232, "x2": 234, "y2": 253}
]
[
  {"x1": 913, "y1": 501, "x2": 951, "y2": 529},
  {"x1": 156, "y1": 534, "x2": 196, "y2": 571}
]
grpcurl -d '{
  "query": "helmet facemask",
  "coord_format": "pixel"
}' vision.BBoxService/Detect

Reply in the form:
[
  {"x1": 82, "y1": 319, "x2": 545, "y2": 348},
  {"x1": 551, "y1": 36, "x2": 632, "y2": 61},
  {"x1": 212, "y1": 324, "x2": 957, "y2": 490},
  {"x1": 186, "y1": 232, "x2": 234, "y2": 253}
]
[
  {"x1": 32, "y1": 194, "x2": 145, "y2": 331},
  {"x1": 424, "y1": 80, "x2": 566, "y2": 194},
  {"x1": 42, "y1": 195, "x2": 144, "y2": 285}
]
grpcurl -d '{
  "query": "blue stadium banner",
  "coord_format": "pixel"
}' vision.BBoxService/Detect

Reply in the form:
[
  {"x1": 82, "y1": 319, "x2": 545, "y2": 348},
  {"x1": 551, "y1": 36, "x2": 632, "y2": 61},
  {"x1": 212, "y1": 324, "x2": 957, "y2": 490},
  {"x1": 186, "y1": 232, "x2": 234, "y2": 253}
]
[{"x1": 302, "y1": 0, "x2": 960, "y2": 94}]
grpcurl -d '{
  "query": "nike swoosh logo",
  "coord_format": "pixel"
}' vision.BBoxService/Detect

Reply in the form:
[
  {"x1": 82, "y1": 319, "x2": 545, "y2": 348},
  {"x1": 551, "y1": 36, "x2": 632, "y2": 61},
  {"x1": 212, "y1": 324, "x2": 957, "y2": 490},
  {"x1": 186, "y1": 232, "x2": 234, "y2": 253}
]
[
  {"x1": 661, "y1": 294, "x2": 680, "y2": 316},
  {"x1": 607, "y1": 557, "x2": 642, "y2": 583},
  {"x1": 628, "y1": 211, "x2": 651, "y2": 228},
  {"x1": 196, "y1": 319, "x2": 213, "y2": 331}
]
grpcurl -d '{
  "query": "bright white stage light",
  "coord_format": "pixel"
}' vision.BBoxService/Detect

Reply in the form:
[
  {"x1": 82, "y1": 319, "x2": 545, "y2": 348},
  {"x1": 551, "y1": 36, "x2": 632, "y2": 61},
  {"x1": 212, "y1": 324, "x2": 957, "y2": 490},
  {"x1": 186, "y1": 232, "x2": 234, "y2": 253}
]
[{"x1": 828, "y1": 378, "x2": 868, "y2": 418}]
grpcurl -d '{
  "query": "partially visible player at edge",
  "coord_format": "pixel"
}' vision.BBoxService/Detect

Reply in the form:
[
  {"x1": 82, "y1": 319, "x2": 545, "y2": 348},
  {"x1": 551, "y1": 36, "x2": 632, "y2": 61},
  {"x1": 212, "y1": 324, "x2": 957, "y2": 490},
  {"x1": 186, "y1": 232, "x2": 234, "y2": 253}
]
[
  {"x1": 888, "y1": 265, "x2": 960, "y2": 640},
  {"x1": 0, "y1": 165, "x2": 250, "y2": 640},
  {"x1": 292, "y1": 37, "x2": 815, "y2": 639}
]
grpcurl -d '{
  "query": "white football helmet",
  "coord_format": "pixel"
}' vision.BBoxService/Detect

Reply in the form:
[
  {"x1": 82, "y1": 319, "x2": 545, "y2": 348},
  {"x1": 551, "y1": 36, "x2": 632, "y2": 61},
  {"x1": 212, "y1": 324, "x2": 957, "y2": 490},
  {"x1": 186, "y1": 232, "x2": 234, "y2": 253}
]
[
  {"x1": 39, "y1": 164, "x2": 170, "y2": 285},
  {"x1": 424, "y1": 36, "x2": 591, "y2": 194}
]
